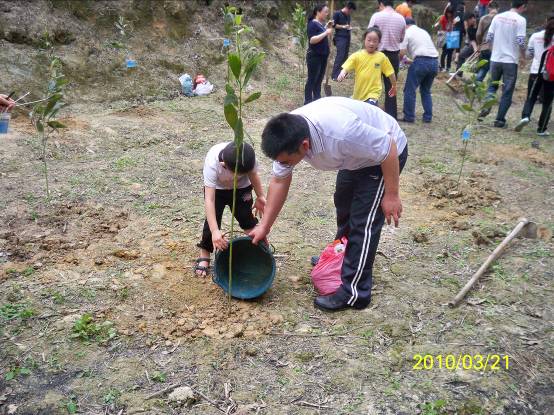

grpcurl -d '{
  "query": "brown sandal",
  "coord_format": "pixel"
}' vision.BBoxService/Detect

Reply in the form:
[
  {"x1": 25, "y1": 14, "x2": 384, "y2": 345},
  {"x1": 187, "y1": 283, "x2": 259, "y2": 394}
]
[{"x1": 194, "y1": 257, "x2": 211, "y2": 277}]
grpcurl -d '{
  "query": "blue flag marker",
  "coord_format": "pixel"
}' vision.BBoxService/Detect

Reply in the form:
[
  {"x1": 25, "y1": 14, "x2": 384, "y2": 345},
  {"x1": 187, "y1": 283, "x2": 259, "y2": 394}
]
[
  {"x1": 223, "y1": 38, "x2": 230, "y2": 47},
  {"x1": 462, "y1": 129, "x2": 471, "y2": 141}
]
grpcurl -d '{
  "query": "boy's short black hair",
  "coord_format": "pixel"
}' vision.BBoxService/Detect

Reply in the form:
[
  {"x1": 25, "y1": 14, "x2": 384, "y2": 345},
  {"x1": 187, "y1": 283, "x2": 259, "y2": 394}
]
[
  {"x1": 378, "y1": 0, "x2": 394, "y2": 7},
  {"x1": 261, "y1": 113, "x2": 310, "y2": 159},
  {"x1": 346, "y1": 1, "x2": 357, "y2": 10},
  {"x1": 511, "y1": 0, "x2": 527, "y2": 8},
  {"x1": 465, "y1": 12, "x2": 476, "y2": 20},
  {"x1": 220, "y1": 142, "x2": 256, "y2": 174}
]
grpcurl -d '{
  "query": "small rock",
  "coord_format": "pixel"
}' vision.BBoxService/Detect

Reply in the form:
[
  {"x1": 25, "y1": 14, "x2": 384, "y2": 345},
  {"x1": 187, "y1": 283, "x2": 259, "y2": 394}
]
[
  {"x1": 411, "y1": 231, "x2": 428, "y2": 243},
  {"x1": 269, "y1": 313, "x2": 284, "y2": 324},
  {"x1": 168, "y1": 386, "x2": 195, "y2": 404},
  {"x1": 202, "y1": 327, "x2": 218, "y2": 337},
  {"x1": 112, "y1": 249, "x2": 140, "y2": 260},
  {"x1": 7, "y1": 404, "x2": 18, "y2": 414}
]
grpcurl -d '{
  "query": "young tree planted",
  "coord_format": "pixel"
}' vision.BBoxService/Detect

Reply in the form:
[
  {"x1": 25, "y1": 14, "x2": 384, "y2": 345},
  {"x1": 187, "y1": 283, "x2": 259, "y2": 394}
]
[
  {"x1": 454, "y1": 59, "x2": 498, "y2": 188},
  {"x1": 30, "y1": 34, "x2": 67, "y2": 199},
  {"x1": 222, "y1": 6, "x2": 265, "y2": 305},
  {"x1": 291, "y1": 4, "x2": 308, "y2": 97}
]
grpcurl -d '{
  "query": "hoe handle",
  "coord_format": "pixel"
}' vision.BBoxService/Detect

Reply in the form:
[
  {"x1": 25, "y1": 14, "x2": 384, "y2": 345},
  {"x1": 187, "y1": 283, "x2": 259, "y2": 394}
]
[{"x1": 450, "y1": 218, "x2": 529, "y2": 307}]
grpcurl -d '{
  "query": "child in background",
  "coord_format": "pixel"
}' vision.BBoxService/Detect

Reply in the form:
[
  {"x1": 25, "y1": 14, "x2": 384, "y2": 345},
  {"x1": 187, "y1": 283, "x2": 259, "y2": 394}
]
[
  {"x1": 336, "y1": 27, "x2": 397, "y2": 106},
  {"x1": 194, "y1": 142, "x2": 266, "y2": 276}
]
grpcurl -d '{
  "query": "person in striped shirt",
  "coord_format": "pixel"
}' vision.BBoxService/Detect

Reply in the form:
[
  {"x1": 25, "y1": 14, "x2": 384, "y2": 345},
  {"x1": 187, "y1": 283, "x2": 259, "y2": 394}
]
[{"x1": 368, "y1": 0, "x2": 406, "y2": 119}]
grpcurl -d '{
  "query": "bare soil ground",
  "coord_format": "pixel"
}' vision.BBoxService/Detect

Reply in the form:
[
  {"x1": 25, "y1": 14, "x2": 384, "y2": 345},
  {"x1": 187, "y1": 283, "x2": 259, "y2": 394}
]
[{"x1": 1, "y1": 11, "x2": 554, "y2": 415}]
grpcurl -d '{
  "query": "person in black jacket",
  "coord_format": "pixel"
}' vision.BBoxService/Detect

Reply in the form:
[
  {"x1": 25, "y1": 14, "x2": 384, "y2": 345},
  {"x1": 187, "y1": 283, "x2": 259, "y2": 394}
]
[
  {"x1": 305, "y1": 4, "x2": 334, "y2": 104},
  {"x1": 331, "y1": 2, "x2": 357, "y2": 81}
]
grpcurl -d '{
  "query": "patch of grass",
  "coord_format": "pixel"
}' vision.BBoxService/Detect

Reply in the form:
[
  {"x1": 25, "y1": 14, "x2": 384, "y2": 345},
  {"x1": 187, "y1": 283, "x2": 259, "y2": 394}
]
[
  {"x1": 420, "y1": 399, "x2": 447, "y2": 415},
  {"x1": 64, "y1": 395, "x2": 78, "y2": 414},
  {"x1": 524, "y1": 246, "x2": 552, "y2": 259},
  {"x1": 71, "y1": 313, "x2": 117, "y2": 343},
  {"x1": 103, "y1": 388, "x2": 121, "y2": 405},
  {"x1": 4, "y1": 365, "x2": 32, "y2": 381},
  {"x1": 113, "y1": 156, "x2": 137, "y2": 170},
  {"x1": 419, "y1": 157, "x2": 449, "y2": 174},
  {"x1": 151, "y1": 371, "x2": 167, "y2": 383},
  {"x1": 0, "y1": 302, "x2": 36, "y2": 322}
]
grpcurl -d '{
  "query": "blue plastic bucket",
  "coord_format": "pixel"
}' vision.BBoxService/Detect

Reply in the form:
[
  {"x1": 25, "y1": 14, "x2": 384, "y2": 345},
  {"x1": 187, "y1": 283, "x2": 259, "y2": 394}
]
[{"x1": 213, "y1": 236, "x2": 276, "y2": 299}]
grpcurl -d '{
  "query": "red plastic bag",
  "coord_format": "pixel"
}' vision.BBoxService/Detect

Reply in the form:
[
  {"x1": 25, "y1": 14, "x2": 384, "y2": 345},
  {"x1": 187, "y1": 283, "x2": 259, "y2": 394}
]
[{"x1": 311, "y1": 238, "x2": 347, "y2": 295}]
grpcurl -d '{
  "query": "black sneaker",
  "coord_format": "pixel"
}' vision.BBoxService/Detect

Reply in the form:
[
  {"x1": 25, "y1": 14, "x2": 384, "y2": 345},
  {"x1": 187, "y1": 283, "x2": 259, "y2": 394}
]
[
  {"x1": 493, "y1": 120, "x2": 506, "y2": 128},
  {"x1": 478, "y1": 108, "x2": 491, "y2": 121}
]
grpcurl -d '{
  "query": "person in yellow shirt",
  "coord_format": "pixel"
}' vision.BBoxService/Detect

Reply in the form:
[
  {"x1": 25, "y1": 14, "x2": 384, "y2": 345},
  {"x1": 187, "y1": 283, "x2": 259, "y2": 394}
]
[
  {"x1": 337, "y1": 27, "x2": 397, "y2": 106},
  {"x1": 396, "y1": 0, "x2": 414, "y2": 18}
]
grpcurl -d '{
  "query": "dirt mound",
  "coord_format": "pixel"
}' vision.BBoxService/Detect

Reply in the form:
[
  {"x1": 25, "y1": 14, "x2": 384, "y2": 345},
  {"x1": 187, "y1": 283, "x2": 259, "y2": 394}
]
[
  {"x1": 422, "y1": 172, "x2": 501, "y2": 215},
  {"x1": 0, "y1": 202, "x2": 128, "y2": 267}
]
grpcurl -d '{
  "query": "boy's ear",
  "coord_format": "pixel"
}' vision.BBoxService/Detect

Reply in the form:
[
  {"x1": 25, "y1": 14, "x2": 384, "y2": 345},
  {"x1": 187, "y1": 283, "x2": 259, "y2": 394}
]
[
  {"x1": 301, "y1": 139, "x2": 310, "y2": 152},
  {"x1": 219, "y1": 161, "x2": 226, "y2": 167}
]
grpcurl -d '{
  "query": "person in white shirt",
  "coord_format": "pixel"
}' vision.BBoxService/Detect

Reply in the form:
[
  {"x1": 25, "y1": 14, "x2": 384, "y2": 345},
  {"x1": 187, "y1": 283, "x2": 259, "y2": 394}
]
[
  {"x1": 515, "y1": 17, "x2": 554, "y2": 136},
  {"x1": 399, "y1": 18, "x2": 439, "y2": 123},
  {"x1": 249, "y1": 97, "x2": 408, "y2": 311},
  {"x1": 195, "y1": 142, "x2": 266, "y2": 276},
  {"x1": 478, "y1": 0, "x2": 527, "y2": 128}
]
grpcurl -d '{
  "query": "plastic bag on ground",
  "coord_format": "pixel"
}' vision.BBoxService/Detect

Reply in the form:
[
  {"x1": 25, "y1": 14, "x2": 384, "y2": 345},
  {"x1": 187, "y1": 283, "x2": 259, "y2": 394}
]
[
  {"x1": 179, "y1": 74, "x2": 194, "y2": 97},
  {"x1": 194, "y1": 81, "x2": 214, "y2": 96},
  {"x1": 310, "y1": 238, "x2": 347, "y2": 296}
]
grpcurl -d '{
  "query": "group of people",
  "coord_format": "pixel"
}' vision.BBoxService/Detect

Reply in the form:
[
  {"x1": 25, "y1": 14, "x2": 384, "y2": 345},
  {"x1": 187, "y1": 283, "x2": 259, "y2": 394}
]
[
  {"x1": 194, "y1": 0, "x2": 554, "y2": 312},
  {"x1": 305, "y1": 0, "x2": 439, "y2": 124}
]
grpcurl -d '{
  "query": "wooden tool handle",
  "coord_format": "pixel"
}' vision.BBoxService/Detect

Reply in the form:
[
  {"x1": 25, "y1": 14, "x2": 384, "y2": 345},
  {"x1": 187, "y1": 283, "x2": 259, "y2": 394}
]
[{"x1": 450, "y1": 218, "x2": 529, "y2": 307}]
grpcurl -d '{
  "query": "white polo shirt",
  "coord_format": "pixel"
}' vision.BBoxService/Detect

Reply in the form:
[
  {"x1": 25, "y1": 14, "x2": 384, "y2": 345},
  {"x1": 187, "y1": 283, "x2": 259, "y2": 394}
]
[
  {"x1": 400, "y1": 25, "x2": 439, "y2": 59},
  {"x1": 203, "y1": 142, "x2": 256, "y2": 189},
  {"x1": 488, "y1": 10, "x2": 526, "y2": 64},
  {"x1": 272, "y1": 97, "x2": 408, "y2": 178}
]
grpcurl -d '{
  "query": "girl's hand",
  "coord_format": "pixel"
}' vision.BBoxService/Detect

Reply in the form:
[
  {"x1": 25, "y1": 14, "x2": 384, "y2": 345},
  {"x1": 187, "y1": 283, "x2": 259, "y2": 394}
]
[
  {"x1": 337, "y1": 71, "x2": 347, "y2": 82},
  {"x1": 388, "y1": 85, "x2": 397, "y2": 97},
  {"x1": 212, "y1": 230, "x2": 228, "y2": 251},
  {"x1": 253, "y1": 196, "x2": 266, "y2": 218}
]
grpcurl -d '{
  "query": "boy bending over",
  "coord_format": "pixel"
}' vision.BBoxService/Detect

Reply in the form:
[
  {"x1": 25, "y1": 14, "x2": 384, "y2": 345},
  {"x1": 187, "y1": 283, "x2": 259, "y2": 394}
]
[{"x1": 195, "y1": 142, "x2": 266, "y2": 276}]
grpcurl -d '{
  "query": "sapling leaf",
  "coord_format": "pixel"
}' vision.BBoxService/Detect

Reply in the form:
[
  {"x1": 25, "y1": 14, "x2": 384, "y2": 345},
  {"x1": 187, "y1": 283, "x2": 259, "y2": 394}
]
[
  {"x1": 225, "y1": 84, "x2": 236, "y2": 96},
  {"x1": 476, "y1": 59, "x2": 488, "y2": 69},
  {"x1": 461, "y1": 103, "x2": 474, "y2": 112},
  {"x1": 234, "y1": 118, "x2": 244, "y2": 144},
  {"x1": 47, "y1": 121, "x2": 66, "y2": 129},
  {"x1": 224, "y1": 91, "x2": 238, "y2": 107},
  {"x1": 244, "y1": 91, "x2": 261, "y2": 104},
  {"x1": 228, "y1": 53, "x2": 241, "y2": 79},
  {"x1": 481, "y1": 98, "x2": 497, "y2": 111},
  {"x1": 36, "y1": 120, "x2": 44, "y2": 133},
  {"x1": 243, "y1": 52, "x2": 265, "y2": 87},
  {"x1": 224, "y1": 102, "x2": 238, "y2": 129}
]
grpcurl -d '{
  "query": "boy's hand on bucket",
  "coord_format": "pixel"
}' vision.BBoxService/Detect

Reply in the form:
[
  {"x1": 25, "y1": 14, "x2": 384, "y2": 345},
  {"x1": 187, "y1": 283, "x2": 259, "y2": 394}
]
[
  {"x1": 249, "y1": 224, "x2": 269, "y2": 246},
  {"x1": 381, "y1": 193, "x2": 402, "y2": 227},
  {"x1": 253, "y1": 196, "x2": 266, "y2": 218},
  {"x1": 212, "y1": 230, "x2": 228, "y2": 251}
]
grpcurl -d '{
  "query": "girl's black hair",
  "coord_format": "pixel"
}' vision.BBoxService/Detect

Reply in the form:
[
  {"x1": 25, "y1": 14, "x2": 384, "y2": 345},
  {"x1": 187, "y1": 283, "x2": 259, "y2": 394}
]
[
  {"x1": 545, "y1": 18, "x2": 554, "y2": 48},
  {"x1": 309, "y1": 4, "x2": 327, "y2": 21},
  {"x1": 363, "y1": 26, "x2": 382, "y2": 44}
]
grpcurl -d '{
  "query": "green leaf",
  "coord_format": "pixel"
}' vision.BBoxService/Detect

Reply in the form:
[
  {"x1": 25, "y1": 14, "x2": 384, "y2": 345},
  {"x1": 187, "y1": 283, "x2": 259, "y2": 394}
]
[
  {"x1": 225, "y1": 84, "x2": 235, "y2": 96},
  {"x1": 243, "y1": 52, "x2": 265, "y2": 87},
  {"x1": 224, "y1": 92, "x2": 238, "y2": 107},
  {"x1": 480, "y1": 98, "x2": 497, "y2": 111},
  {"x1": 476, "y1": 59, "x2": 489, "y2": 69},
  {"x1": 461, "y1": 103, "x2": 474, "y2": 112},
  {"x1": 228, "y1": 53, "x2": 241, "y2": 80},
  {"x1": 233, "y1": 118, "x2": 244, "y2": 144},
  {"x1": 224, "y1": 102, "x2": 238, "y2": 129},
  {"x1": 66, "y1": 401, "x2": 77, "y2": 414},
  {"x1": 36, "y1": 120, "x2": 44, "y2": 133},
  {"x1": 5, "y1": 371, "x2": 15, "y2": 381},
  {"x1": 244, "y1": 91, "x2": 261, "y2": 104},
  {"x1": 235, "y1": 14, "x2": 242, "y2": 26},
  {"x1": 47, "y1": 121, "x2": 66, "y2": 129},
  {"x1": 19, "y1": 367, "x2": 31, "y2": 375}
]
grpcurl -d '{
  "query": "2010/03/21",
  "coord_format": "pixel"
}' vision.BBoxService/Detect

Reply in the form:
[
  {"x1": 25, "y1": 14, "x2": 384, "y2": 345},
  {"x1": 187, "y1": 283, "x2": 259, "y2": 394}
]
[{"x1": 412, "y1": 354, "x2": 509, "y2": 371}]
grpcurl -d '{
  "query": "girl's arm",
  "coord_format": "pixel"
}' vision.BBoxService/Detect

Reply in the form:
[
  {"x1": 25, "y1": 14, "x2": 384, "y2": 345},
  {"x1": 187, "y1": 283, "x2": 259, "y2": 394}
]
[
  {"x1": 337, "y1": 68, "x2": 349, "y2": 81},
  {"x1": 387, "y1": 73, "x2": 397, "y2": 97}
]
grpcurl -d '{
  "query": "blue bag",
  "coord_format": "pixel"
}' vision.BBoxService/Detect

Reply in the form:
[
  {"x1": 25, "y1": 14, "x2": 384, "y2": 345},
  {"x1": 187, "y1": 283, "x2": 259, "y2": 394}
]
[{"x1": 446, "y1": 31, "x2": 460, "y2": 50}]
